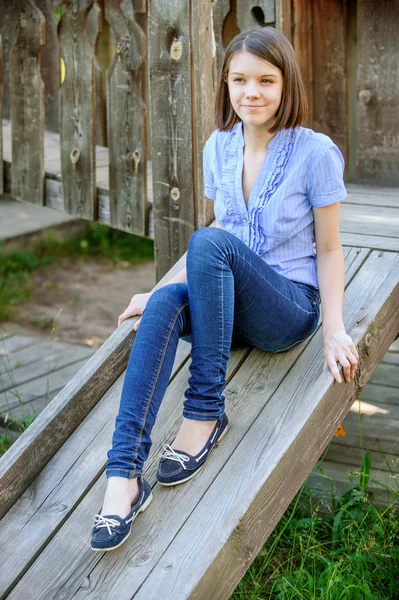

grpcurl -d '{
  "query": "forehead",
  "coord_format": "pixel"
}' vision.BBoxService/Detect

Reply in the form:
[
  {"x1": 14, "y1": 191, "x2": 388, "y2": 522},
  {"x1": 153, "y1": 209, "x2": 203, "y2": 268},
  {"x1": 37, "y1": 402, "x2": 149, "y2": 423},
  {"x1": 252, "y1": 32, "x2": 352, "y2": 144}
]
[{"x1": 228, "y1": 51, "x2": 281, "y2": 77}]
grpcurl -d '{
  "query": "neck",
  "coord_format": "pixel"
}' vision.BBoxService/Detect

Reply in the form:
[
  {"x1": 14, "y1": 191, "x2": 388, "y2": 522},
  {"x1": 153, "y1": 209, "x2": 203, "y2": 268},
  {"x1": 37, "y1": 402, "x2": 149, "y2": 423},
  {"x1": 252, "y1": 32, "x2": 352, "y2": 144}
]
[{"x1": 242, "y1": 120, "x2": 278, "y2": 154}]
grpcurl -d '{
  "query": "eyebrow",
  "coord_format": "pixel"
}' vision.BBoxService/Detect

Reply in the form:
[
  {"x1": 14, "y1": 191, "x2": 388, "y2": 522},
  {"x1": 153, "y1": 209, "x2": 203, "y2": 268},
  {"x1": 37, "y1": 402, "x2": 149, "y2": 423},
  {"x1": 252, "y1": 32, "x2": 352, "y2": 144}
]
[{"x1": 230, "y1": 72, "x2": 278, "y2": 77}]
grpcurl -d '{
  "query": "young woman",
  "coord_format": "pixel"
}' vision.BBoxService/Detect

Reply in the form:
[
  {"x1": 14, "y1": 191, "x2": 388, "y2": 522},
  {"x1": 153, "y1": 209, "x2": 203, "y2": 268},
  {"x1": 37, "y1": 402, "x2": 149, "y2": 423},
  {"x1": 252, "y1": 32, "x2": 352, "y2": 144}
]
[{"x1": 91, "y1": 26, "x2": 359, "y2": 552}]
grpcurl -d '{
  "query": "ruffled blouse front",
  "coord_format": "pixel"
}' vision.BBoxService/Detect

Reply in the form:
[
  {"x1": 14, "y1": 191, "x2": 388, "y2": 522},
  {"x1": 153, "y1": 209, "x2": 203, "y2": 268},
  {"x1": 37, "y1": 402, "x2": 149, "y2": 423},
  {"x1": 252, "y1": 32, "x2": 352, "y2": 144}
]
[{"x1": 203, "y1": 121, "x2": 347, "y2": 288}]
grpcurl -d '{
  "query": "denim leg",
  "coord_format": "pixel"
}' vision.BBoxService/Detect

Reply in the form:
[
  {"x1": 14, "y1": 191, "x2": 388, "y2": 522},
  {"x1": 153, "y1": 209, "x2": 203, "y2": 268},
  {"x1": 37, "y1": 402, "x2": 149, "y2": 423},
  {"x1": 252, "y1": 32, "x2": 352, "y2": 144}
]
[
  {"x1": 106, "y1": 283, "x2": 190, "y2": 479},
  {"x1": 182, "y1": 227, "x2": 320, "y2": 421}
]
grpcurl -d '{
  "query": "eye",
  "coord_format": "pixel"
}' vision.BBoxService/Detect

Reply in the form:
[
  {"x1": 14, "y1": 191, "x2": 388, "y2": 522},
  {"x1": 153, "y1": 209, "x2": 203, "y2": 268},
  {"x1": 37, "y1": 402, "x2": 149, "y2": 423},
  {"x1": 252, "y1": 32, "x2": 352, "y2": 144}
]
[
  {"x1": 261, "y1": 78, "x2": 273, "y2": 84},
  {"x1": 233, "y1": 77, "x2": 244, "y2": 82}
]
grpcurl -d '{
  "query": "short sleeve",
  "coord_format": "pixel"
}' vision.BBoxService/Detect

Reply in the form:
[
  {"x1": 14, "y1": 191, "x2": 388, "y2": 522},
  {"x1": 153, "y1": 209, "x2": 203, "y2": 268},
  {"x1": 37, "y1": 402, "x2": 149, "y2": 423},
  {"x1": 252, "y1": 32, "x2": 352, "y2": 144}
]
[
  {"x1": 307, "y1": 143, "x2": 347, "y2": 208},
  {"x1": 203, "y1": 136, "x2": 216, "y2": 200}
]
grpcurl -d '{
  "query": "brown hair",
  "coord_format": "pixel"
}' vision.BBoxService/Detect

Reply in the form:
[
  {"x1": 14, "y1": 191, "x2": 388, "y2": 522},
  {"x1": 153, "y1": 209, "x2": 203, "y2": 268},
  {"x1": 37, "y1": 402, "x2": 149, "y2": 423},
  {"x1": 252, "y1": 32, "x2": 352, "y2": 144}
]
[{"x1": 215, "y1": 26, "x2": 308, "y2": 134}]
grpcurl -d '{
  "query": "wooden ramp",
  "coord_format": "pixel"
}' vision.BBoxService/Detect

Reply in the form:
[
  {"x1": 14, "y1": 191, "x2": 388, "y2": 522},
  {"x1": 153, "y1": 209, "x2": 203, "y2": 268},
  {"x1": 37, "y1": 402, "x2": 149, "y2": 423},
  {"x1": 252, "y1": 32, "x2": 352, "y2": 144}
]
[{"x1": 0, "y1": 245, "x2": 397, "y2": 599}]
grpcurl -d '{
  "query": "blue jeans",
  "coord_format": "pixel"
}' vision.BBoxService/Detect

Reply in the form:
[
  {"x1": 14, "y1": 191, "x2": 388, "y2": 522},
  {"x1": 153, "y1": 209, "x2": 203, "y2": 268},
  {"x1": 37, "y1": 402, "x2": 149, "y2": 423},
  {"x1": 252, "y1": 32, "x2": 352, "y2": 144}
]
[{"x1": 106, "y1": 228, "x2": 321, "y2": 479}]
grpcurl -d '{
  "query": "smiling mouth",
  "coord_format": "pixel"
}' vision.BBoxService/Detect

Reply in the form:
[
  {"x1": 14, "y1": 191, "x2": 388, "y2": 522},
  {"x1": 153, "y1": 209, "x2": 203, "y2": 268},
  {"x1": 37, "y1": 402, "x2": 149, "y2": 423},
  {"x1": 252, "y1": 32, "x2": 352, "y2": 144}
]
[{"x1": 242, "y1": 105, "x2": 264, "y2": 108}]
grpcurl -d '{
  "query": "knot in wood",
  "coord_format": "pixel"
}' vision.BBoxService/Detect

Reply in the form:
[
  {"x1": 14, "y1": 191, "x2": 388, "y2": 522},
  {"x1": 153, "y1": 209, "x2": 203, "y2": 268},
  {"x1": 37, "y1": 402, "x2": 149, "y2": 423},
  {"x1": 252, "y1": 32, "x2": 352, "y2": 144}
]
[
  {"x1": 170, "y1": 187, "x2": 180, "y2": 202},
  {"x1": 116, "y1": 42, "x2": 122, "y2": 55},
  {"x1": 365, "y1": 333, "x2": 372, "y2": 346},
  {"x1": 132, "y1": 150, "x2": 141, "y2": 174},
  {"x1": 70, "y1": 147, "x2": 81, "y2": 165},
  {"x1": 170, "y1": 38, "x2": 183, "y2": 61},
  {"x1": 359, "y1": 89, "x2": 372, "y2": 104}
]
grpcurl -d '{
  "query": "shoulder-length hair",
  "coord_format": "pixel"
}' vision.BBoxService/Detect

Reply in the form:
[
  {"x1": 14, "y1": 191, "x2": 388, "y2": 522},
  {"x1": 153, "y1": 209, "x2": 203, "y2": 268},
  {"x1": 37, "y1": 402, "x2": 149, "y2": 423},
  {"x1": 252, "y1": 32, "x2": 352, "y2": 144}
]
[{"x1": 215, "y1": 26, "x2": 308, "y2": 134}]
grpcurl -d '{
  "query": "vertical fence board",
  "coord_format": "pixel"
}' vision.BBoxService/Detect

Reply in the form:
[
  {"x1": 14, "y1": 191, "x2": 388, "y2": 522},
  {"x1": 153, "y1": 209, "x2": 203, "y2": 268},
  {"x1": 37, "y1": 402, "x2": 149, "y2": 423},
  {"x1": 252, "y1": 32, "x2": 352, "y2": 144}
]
[
  {"x1": 58, "y1": 0, "x2": 100, "y2": 219},
  {"x1": 148, "y1": 0, "x2": 195, "y2": 281},
  {"x1": 292, "y1": 0, "x2": 313, "y2": 126},
  {"x1": 191, "y1": 0, "x2": 218, "y2": 230},
  {"x1": 357, "y1": 0, "x2": 399, "y2": 186},
  {"x1": 105, "y1": 0, "x2": 147, "y2": 234},
  {"x1": 0, "y1": 35, "x2": 3, "y2": 195},
  {"x1": 212, "y1": 0, "x2": 230, "y2": 75},
  {"x1": 0, "y1": 2, "x2": 18, "y2": 121},
  {"x1": 35, "y1": 0, "x2": 60, "y2": 133},
  {"x1": 311, "y1": 0, "x2": 347, "y2": 164},
  {"x1": 236, "y1": 0, "x2": 275, "y2": 31},
  {"x1": 10, "y1": 0, "x2": 45, "y2": 205}
]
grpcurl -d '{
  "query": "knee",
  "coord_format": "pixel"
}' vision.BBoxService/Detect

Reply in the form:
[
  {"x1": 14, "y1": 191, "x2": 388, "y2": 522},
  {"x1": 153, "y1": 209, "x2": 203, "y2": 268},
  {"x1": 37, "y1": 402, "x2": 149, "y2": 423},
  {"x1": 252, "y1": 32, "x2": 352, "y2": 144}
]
[
  {"x1": 145, "y1": 283, "x2": 188, "y2": 314},
  {"x1": 187, "y1": 227, "x2": 227, "y2": 260}
]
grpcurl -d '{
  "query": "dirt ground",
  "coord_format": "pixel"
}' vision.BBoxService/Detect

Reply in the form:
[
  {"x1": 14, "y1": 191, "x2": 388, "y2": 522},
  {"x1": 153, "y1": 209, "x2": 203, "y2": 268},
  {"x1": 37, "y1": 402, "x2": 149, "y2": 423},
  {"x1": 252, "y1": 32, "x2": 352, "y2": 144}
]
[{"x1": 2, "y1": 258, "x2": 156, "y2": 348}]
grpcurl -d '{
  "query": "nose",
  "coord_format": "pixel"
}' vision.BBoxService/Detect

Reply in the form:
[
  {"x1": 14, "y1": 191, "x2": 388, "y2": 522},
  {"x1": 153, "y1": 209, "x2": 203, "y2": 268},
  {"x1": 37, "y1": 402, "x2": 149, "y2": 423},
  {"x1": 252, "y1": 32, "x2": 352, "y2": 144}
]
[{"x1": 245, "y1": 80, "x2": 260, "y2": 98}]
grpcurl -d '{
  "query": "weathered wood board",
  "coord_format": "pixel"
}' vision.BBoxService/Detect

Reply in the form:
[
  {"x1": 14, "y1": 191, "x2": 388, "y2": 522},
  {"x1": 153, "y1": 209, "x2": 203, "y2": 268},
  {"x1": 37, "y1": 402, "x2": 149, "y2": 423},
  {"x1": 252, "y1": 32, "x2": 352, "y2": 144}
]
[
  {"x1": 105, "y1": 0, "x2": 147, "y2": 235},
  {"x1": 10, "y1": 0, "x2": 45, "y2": 206},
  {"x1": 58, "y1": 2, "x2": 100, "y2": 219}
]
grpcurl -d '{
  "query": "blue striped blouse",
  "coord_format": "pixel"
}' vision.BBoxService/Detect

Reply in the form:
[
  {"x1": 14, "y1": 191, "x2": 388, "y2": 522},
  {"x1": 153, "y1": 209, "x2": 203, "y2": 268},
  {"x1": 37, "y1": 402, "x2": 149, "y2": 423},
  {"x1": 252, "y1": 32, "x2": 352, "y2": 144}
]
[{"x1": 203, "y1": 121, "x2": 347, "y2": 289}]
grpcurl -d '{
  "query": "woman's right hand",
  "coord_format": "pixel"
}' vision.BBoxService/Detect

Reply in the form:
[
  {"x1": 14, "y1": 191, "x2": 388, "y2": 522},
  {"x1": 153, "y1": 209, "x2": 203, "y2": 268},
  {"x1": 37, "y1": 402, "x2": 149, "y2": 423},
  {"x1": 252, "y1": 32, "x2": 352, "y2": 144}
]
[{"x1": 118, "y1": 292, "x2": 152, "y2": 330}]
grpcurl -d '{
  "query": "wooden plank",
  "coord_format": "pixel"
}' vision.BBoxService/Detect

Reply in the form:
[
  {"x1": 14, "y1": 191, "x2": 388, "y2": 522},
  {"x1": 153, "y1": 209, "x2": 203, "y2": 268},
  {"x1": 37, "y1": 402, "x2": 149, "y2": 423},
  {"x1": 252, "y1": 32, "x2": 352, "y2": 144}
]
[
  {"x1": 0, "y1": 343, "x2": 94, "y2": 393},
  {"x1": 0, "y1": 35, "x2": 3, "y2": 194},
  {"x1": 311, "y1": 0, "x2": 347, "y2": 165},
  {"x1": 134, "y1": 252, "x2": 399, "y2": 600},
  {"x1": 360, "y1": 383, "x2": 399, "y2": 406},
  {"x1": 345, "y1": 184, "x2": 399, "y2": 198},
  {"x1": 236, "y1": 0, "x2": 275, "y2": 30},
  {"x1": 1, "y1": 245, "x2": 367, "y2": 598},
  {"x1": 368, "y1": 363, "x2": 398, "y2": 388},
  {"x1": 322, "y1": 445, "x2": 399, "y2": 476},
  {"x1": 356, "y1": 0, "x2": 399, "y2": 186},
  {"x1": 10, "y1": 0, "x2": 45, "y2": 205},
  {"x1": 340, "y1": 204, "x2": 399, "y2": 239},
  {"x1": 291, "y1": 0, "x2": 313, "y2": 125},
  {"x1": 148, "y1": 0, "x2": 195, "y2": 281},
  {"x1": 0, "y1": 349, "x2": 249, "y2": 598},
  {"x1": 36, "y1": 0, "x2": 60, "y2": 133},
  {"x1": 0, "y1": 250, "x2": 187, "y2": 518},
  {"x1": 308, "y1": 460, "x2": 398, "y2": 509},
  {"x1": 212, "y1": 0, "x2": 230, "y2": 75},
  {"x1": 0, "y1": 336, "x2": 42, "y2": 355},
  {"x1": 191, "y1": 0, "x2": 218, "y2": 230},
  {"x1": 0, "y1": 3, "x2": 18, "y2": 121},
  {"x1": 382, "y1": 352, "x2": 399, "y2": 366},
  {"x1": 59, "y1": 1, "x2": 100, "y2": 219},
  {"x1": 0, "y1": 356, "x2": 92, "y2": 420},
  {"x1": 275, "y1": 0, "x2": 292, "y2": 42},
  {"x1": 105, "y1": 0, "x2": 146, "y2": 234},
  {"x1": 341, "y1": 232, "x2": 399, "y2": 253}
]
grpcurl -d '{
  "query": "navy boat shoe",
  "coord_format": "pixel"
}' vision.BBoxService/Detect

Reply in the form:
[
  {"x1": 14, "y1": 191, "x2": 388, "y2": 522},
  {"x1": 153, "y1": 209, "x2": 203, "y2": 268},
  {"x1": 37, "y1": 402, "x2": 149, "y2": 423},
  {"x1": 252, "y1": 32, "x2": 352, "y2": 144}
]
[
  {"x1": 156, "y1": 413, "x2": 229, "y2": 486},
  {"x1": 91, "y1": 474, "x2": 153, "y2": 552}
]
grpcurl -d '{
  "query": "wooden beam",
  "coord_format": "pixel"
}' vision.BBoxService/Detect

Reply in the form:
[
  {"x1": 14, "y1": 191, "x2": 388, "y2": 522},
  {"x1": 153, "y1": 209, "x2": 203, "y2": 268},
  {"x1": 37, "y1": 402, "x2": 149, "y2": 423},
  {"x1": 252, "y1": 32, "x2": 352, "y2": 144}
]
[
  {"x1": 58, "y1": 1, "x2": 100, "y2": 219},
  {"x1": 105, "y1": 0, "x2": 147, "y2": 235},
  {"x1": 10, "y1": 0, "x2": 45, "y2": 205}
]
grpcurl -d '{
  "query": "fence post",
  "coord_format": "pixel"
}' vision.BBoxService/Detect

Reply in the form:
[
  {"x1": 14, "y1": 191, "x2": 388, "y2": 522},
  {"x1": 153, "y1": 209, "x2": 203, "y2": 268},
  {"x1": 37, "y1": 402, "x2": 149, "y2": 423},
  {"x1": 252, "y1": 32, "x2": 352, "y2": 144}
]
[
  {"x1": 148, "y1": 0, "x2": 217, "y2": 281},
  {"x1": 58, "y1": 0, "x2": 100, "y2": 219},
  {"x1": 10, "y1": 0, "x2": 45, "y2": 205},
  {"x1": 105, "y1": 0, "x2": 147, "y2": 235}
]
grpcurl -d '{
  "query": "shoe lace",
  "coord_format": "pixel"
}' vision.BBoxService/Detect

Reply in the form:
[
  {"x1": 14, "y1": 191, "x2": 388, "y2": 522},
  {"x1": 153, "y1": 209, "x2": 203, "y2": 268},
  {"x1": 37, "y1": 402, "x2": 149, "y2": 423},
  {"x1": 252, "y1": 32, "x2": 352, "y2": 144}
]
[
  {"x1": 93, "y1": 514, "x2": 120, "y2": 536},
  {"x1": 161, "y1": 444, "x2": 190, "y2": 470}
]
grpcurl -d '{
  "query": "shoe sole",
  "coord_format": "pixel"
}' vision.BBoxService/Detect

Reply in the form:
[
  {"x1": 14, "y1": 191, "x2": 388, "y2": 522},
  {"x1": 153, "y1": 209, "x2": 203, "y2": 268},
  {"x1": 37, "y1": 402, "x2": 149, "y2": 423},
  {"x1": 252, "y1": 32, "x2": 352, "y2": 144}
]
[
  {"x1": 157, "y1": 424, "x2": 229, "y2": 487},
  {"x1": 91, "y1": 491, "x2": 153, "y2": 552}
]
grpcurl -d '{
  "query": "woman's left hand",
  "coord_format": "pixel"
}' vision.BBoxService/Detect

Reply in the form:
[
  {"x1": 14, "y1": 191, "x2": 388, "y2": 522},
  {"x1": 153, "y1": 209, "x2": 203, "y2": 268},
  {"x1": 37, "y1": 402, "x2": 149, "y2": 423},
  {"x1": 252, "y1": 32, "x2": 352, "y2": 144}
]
[{"x1": 323, "y1": 329, "x2": 359, "y2": 383}]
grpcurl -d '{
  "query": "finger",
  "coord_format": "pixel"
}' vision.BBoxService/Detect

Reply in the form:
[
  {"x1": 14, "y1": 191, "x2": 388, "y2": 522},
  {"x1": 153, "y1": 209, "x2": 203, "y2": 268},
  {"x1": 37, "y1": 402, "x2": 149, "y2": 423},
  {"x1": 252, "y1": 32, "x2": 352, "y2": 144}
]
[
  {"x1": 350, "y1": 344, "x2": 359, "y2": 361},
  {"x1": 133, "y1": 318, "x2": 141, "y2": 332},
  {"x1": 327, "y1": 357, "x2": 342, "y2": 383},
  {"x1": 343, "y1": 364, "x2": 351, "y2": 383}
]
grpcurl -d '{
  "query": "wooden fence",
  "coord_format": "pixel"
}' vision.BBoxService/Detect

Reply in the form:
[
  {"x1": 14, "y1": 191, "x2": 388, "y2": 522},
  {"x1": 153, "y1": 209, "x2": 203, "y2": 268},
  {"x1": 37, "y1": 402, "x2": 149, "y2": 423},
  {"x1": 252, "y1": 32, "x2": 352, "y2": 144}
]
[{"x1": 1, "y1": 0, "x2": 398, "y2": 280}]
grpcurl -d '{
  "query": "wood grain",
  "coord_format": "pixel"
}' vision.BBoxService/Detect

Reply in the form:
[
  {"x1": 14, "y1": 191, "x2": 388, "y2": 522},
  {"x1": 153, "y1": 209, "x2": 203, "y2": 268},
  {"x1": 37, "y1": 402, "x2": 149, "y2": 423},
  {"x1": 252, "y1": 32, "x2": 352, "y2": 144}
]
[
  {"x1": 59, "y1": 1, "x2": 100, "y2": 219},
  {"x1": 105, "y1": 0, "x2": 147, "y2": 234},
  {"x1": 10, "y1": 0, "x2": 45, "y2": 205},
  {"x1": 36, "y1": 0, "x2": 60, "y2": 133},
  {"x1": 148, "y1": 0, "x2": 195, "y2": 281}
]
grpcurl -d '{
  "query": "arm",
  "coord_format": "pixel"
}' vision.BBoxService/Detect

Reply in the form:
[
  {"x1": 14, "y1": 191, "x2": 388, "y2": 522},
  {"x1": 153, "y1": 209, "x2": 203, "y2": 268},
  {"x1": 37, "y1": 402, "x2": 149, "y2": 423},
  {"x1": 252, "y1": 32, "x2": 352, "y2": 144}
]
[{"x1": 313, "y1": 202, "x2": 359, "y2": 383}]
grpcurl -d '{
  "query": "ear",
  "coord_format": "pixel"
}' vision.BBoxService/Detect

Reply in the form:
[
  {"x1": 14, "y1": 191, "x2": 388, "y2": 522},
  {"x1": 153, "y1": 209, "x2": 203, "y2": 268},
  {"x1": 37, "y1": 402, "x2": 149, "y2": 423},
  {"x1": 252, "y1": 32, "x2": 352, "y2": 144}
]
[{"x1": 223, "y1": 72, "x2": 228, "y2": 83}]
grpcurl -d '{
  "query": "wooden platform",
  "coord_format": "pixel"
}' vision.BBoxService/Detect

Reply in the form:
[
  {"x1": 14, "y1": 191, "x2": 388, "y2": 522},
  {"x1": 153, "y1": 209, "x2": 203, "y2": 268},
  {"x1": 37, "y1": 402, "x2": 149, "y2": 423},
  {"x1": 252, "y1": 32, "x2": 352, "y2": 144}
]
[{"x1": 0, "y1": 333, "x2": 95, "y2": 433}]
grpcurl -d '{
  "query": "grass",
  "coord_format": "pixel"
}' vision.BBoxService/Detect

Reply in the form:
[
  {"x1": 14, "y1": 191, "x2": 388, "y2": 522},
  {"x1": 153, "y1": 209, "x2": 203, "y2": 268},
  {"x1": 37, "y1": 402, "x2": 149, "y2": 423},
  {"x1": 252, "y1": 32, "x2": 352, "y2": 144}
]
[
  {"x1": 0, "y1": 222, "x2": 154, "y2": 321},
  {"x1": 231, "y1": 439, "x2": 399, "y2": 600}
]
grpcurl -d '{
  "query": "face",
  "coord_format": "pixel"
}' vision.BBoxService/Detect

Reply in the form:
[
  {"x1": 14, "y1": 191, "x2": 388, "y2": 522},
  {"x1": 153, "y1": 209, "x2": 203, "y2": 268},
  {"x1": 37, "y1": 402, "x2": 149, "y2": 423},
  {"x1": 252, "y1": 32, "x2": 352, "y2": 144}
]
[{"x1": 225, "y1": 51, "x2": 283, "y2": 130}]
